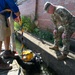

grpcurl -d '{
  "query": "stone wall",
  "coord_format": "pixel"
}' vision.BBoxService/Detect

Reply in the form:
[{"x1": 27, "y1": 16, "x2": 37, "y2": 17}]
[
  {"x1": 19, "y1": 0, "x2": 75, "y2": 38},
  {"x1": 18, "y1": 0, "x2": 36, "y2": 20},
  {"x1": 37, "y1": 0, "x2": 75, "y2": 29}
]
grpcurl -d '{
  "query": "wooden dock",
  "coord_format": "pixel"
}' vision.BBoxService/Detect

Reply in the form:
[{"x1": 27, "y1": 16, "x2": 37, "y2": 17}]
[{"x1": 17, "y1": 31, "x2": 75, "y2": 75}]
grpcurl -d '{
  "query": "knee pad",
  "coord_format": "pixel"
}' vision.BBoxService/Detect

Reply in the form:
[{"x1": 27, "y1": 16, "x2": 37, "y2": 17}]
[
  {"x1": 62, "y1": 33, "x2": 66, "y2": 39},
  {"x1": 53, "y1": 29, "x2": 57, "y2": 35}
]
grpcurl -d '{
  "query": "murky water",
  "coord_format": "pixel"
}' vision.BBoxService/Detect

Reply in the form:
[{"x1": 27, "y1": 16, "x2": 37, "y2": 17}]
[
  {"x1": 24, "y1": 63, "x2": 57, "y2": 75},
  {"x1": 15, "y1": 39, "x2": 57, "y2": 75}
]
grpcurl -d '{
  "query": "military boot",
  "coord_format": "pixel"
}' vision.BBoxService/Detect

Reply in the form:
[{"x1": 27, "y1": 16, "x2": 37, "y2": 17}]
[
  {"x1": 49, "y1": 46, "x2": 59, "y2": 51},
  {"x1": 57, "y1": 54, "x2": 67, "y2": 60}
]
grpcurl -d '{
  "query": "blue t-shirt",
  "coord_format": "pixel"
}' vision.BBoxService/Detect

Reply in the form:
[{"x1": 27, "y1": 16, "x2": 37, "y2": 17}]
[{"x1": 0, "y1": 0, "x2": 19, "y2": 19}]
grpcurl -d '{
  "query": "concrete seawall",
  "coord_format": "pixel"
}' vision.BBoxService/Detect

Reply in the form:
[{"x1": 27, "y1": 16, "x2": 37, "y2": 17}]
[{"x1": 16, "y1": 31, "x2": 75, "y2": 75}]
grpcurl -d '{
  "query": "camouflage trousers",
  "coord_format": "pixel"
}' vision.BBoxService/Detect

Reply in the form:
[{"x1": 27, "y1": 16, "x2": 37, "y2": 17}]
[{"x1": 53, "y1": 17, "x2": 75, "y2": 55}]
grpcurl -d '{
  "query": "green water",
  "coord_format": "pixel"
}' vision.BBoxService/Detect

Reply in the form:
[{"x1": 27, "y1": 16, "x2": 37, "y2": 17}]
[
  {"x1": 15, "y1": 39, "x2": 27, "y2": 55},
  {"x1": 15, "y1": 39, "x2": 57, "y2": 75},
  {"x1": 15, "y1": 39, "x2": 22, "y2": 55}
]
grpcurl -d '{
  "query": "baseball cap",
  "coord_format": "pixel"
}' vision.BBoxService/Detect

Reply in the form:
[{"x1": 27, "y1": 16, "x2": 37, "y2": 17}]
[{"x1": 44, "y1": 1, "x2": 51, "y2": 11}]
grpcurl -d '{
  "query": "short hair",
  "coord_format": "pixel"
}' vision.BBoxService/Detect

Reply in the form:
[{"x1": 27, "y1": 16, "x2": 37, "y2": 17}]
[{"x1": 44, "y1": 2, "x2": 51, "y2": 11}]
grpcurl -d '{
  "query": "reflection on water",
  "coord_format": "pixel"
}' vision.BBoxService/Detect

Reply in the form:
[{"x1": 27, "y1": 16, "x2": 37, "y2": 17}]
[{"x1": 16, "y1": 39, "x2": 57, "y2": 75}]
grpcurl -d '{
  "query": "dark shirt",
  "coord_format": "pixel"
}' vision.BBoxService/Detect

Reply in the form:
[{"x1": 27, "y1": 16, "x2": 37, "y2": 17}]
[{"x1": 0, "y1": 0, "x2": 19, "y2": 19}]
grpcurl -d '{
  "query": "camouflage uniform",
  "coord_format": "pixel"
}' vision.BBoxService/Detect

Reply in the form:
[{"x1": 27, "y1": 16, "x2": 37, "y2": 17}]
[{"x1": 51, "y1": 6, "x2": 75, "y2": 55}]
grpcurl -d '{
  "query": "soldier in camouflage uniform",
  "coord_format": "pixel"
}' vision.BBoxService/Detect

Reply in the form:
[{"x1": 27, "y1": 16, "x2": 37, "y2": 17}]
[{"x1": 44, "y1": 2, "x2": 75, "y2": 60}]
